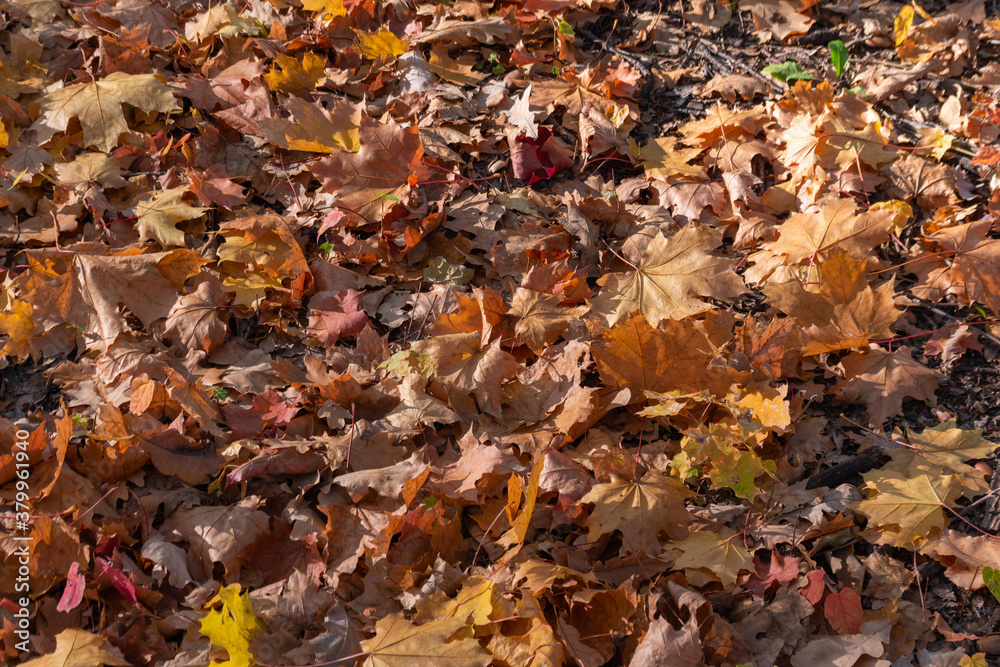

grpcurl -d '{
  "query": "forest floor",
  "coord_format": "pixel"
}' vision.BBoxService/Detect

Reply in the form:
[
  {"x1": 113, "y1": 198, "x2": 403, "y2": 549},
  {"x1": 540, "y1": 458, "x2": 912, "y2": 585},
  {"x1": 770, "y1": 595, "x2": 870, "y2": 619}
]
[{"x1": 3, "y1": 0, "x2": 1000, "y2": 665}]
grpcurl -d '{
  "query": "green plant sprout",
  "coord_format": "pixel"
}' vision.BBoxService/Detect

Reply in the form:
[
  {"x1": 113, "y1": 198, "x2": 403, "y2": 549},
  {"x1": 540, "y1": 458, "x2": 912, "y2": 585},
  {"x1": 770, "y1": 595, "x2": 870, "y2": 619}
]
[
  {"x1": 762, "y1": 61, "x2": 819, "y2": 83},
  {"x1": 829, "y1": 40, "x2": 849, "y2": 78}
]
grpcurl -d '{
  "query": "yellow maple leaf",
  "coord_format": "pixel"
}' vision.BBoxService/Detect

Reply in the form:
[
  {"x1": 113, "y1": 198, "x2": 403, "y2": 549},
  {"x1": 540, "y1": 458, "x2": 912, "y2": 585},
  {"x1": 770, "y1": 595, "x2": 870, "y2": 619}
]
[
  {"x1": 353, "y1": 28, "x2": 409, "y2": 60},
  {"x1": 200, "y1": 584, "x2": 267, "y2": 667},
  {"x1": 259, "y1": 96, "x2": 360, "y2": 153},
  {"x1": 855, "y1": 471, "x2": 963, "y2": 548},
  {"x1": 263, "y1": 52, "x2": 326, "y2": 94},
  {"x1": 222, "y1": 270, "x2": 288, "y2": 309},
  {"x1": 361, "y1": 615, "x2": 491, "y2": 667},
  {"x1": 31, "y1": 71, "x2": 179, "y2": 152},
  {"x1": 0, "y1": 299, "x2": 34, "y2": 360},
  {"x1": 670, "y1": 530, "x2": 753, "y2": 587},
  {"x1": 301, "y1": 0, "x2": 346, "y2": 23},
  {"x1": 591, "y1": 225, "x2": 746, "y2": 327},
  {"x1": 134, "y1": 187, "x2": 208, "y2": 247},
  {"x1": 20, "y1": 629, "x2": 129, "y2": 667},
  {"x1": 638, "y1": 136, "x2": 706, "y2": 180},
  {"x1": 0, "y1": 118, "x2": 7, "y2": 148}
]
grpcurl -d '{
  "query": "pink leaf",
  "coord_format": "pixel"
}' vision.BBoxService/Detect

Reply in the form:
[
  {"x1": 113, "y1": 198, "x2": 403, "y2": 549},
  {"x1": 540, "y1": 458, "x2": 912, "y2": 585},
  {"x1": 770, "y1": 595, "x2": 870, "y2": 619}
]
[{"x1": 57, "y1": 562, "x2": 86, "y2": 613}]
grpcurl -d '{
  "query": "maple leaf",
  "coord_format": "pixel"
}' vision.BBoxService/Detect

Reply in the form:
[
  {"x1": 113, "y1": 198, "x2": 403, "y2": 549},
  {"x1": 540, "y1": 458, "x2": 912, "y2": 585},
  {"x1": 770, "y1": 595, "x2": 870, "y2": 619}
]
[
  {"x1": 823, "y1": 587, "x2": 862, "y2": 634},
  {"x1": 671, "y1": 530, "x2": 754, "y2": 587},
  {"x1": 854, "y1": 471, "x2": 963, "y2": 547},
  {"x1": 764, "y1": 248, "x2": 899, "y2": 355},
  {"x1": 264, "y1": 52, "x2": 326, "y2": 94},
  {"x1": 354, "y1": 28, "x2": 409, "y2": 60},
  {"x1": 133, "y1": 187, "x2": 208, "y2": 247},
  {"x1": 360, "y1": 616, "x2": 491, "y2": 667},
  {"x1": 311, "y1": 117, "x2": 424, "y2": 223},
  {"x1": 307, "y1": 290, "x2": 369, "y2": 343},
  {"x1": 881, "y1": 420, "x2": 996, "y2": 482},
  {"x1": 912, "y1": 219, "x2": 1000, "y2": 315},
  {"x1": 923, "y1": 528, "x2": 1000, "y2": 591},
  {"x1": 508, "y1": 287, "x2": 586, "y2": 352},
  {"x1": 593, "y1": 312, "x2": 743, "y2": 399},
  {"x1": 0, "y1": 299, "x2": 34, "y2": 359},
  {"x1": 259, "y1": 96, "x2": 361, "y2": 154},
  {"x1": 765, "y1": 198, "x2": 893, "y2": 268},
  {"x1": 200, "y1": 584, "x2": 267, "y2": 667},
  {"x1": 833, "y1": 345, "x2": 939, "y2": 425},
  {"x1": 20, "y1": 629, "x2": 129, "y2": 667},
  {"x1": 301, "y1": 0, "x2": 346, "y2": 22},
  {"x1": 161, "y1": 498, "x2": 269, "y2": 579},
  {"x1": 638, "y1": 136, "x2": 706, "y2": 180},
  {"x1": 31, "y1": 72, "x2": 179, "y2": 152},
  {"x1": 410, "y1": 333, "x2": 520, "y2": 416},
  {"x1": 579, "y1": 470, "x2": 694, "y2": 556},
  {"x1": 592, "y1": 225, "x2": 745, "y2": 327},
  {"x1": 676, "y1": 421, "x2": 777, "y2": 498}
]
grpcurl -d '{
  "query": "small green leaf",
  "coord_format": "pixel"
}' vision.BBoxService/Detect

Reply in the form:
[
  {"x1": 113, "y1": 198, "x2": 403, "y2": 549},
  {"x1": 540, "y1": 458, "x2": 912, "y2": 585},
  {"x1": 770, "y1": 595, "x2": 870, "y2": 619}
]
[
  {"x1": 761, "y1": 60, "x2": 819, "y2": 83},
  {"x1": 378, "y1": 193, "x2": 400, "y2": 202},
  {"x1": 984, "y1": 566, "x2": 1000, "y2": 604},
  {"x1": 557, "y1": 19, "x2": 575, "y2": 36},
  {"x1": 829, "y1": 40, "x2": 848, "y2": 78},
  {"x1": 848, "y1": 86, "x2": 866, "y2": 96},
  {"x1": 319, "y1": 242, "x2": 334, "y2": 254},
  {"x1": 492, "y1": 63, "x2": 504, "y2": 76},
  {"x1": 211, "y1": 387, "x2": 229, "y2": 401}
]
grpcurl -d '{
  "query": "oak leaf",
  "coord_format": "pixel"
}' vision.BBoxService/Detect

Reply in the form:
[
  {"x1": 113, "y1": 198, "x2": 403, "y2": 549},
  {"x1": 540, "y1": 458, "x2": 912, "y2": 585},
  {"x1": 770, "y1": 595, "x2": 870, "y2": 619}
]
[
  {"x1": 854, "y1": 471, "x2": 963, "y2": 547},
  {"x1": 360, "y1": 616, "x2": 491, "y2": 667},
  {"x1": 580, "y1": 470, "x2": 694, "y2": 556},
  {"x1": 31, "y1": 72, "x2": 179, "y2": 152},
  {"x1": 592, "y1": 225, "x2": 745, "y2": 327},
  {"x1": 20, "y1": 629, "x2": 128, "y2": 667},
  {"x1": 833, "y1": 345, "x2": 939, "y2": 425}
]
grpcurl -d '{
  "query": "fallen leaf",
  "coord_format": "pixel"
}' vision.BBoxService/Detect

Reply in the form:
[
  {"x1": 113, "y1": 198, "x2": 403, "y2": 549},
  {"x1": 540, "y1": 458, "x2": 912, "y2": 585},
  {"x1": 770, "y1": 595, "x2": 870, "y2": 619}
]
[
  {"x1": 580, "y1": 471, "x2": 694, "y2": 556},
  {"x1": 20, "y1": 629, "x2": 129, "y2": 667},
  {"x1": 360, "y1": 616, "x2": 491, "y2": 667},
  {"x1": 592, "y1": 225, "x2": 745, "y2": 326},
  {"x1": 31, "y1": 72, "x2": 179, "y2": 152}
]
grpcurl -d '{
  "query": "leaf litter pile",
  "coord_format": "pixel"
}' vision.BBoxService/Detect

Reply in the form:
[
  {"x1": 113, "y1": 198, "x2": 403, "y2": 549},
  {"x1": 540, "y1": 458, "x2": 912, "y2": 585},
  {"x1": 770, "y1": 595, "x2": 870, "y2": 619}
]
[{"x1": 6, "y1": 0, "x2": 1000, "y2": 664}]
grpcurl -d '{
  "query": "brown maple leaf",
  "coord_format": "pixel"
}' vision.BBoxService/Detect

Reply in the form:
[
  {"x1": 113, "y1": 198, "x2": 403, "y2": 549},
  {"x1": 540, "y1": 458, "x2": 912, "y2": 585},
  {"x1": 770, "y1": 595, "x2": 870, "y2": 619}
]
[
  {"x1": 311, "y1": 116, "x2": 425, "y2": 224},
  {"x1": 833, "y1": 345, "x2": 939, "y2": 425},
  {"x1": 764, "y1": 247, "x2": 899, "y2": 355},
  {"x1": 592, "y1": 225, "x2": 745, "y2": 327}
]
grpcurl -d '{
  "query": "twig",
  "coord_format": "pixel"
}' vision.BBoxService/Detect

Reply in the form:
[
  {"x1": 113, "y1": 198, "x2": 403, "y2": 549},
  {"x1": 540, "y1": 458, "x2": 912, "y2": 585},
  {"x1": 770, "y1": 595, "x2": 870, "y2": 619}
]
[{"x1": 913, "y1": 301, "x2": 1000, "y2": 349}]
